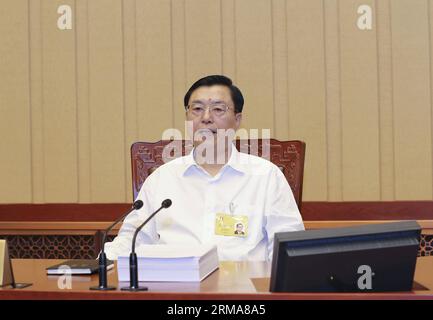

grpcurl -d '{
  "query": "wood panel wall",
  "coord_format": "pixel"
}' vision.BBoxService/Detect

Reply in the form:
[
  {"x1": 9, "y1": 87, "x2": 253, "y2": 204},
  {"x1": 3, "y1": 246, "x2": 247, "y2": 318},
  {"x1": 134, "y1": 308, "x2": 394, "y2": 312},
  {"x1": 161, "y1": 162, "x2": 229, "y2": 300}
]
[{"x1": 1, "y1": 0, "x2": 432, "y2": 203}]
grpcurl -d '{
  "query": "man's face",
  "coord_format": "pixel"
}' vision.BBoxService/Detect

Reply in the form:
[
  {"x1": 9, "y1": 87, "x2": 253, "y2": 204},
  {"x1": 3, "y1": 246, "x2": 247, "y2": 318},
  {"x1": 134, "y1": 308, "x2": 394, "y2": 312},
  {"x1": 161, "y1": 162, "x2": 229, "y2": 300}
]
[{"x1": 186, "y1": 85, "x2": 242, "y2": 145}]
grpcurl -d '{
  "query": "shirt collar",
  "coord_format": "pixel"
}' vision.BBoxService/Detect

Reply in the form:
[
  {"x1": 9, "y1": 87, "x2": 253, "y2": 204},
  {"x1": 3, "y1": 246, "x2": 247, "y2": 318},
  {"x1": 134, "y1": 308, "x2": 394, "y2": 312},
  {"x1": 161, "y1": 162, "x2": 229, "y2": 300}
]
[{"x1": 181, "y1": 143, "x2": 246, "y2": 177}]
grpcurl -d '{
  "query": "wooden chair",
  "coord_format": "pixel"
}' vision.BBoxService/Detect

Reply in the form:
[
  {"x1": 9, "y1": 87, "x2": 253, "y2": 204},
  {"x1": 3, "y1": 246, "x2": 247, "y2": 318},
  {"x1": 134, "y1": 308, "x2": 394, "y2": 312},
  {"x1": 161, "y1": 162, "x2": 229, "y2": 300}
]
[{"x1": 131, "y1": 139, "x2": 306, "y2": 210}]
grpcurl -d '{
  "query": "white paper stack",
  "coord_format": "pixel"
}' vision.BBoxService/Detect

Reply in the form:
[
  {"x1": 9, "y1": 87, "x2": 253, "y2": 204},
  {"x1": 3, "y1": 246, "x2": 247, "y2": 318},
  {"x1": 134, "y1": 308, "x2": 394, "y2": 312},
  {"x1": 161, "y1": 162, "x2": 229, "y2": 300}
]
[{"x1": 117, "y1": 244, "x2": 219, "y2": 282}]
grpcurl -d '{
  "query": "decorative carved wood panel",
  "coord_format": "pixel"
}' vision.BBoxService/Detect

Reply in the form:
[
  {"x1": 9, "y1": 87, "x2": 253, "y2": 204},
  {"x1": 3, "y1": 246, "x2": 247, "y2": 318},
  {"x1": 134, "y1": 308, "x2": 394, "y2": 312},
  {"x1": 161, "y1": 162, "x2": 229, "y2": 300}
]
[
  {"x1": 1, "y1": 233, "x2": 431, "y2": 259},
  {"x1": 419, "y1": 235, "x2": 433, "y2": 257},
  {"x1": 0, "y1": 235, "x2": 98, "y2": 259}
]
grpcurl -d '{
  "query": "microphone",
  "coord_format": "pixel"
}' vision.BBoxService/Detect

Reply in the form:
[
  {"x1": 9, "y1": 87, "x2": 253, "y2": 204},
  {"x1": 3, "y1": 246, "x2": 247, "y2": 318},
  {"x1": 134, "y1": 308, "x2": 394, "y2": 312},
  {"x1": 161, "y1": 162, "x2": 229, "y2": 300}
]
[
  {"x1": 90, "y1": 200, "x2": 144, "y2": 291},
  {"x1": 121, "y1": 199, "x2": 172, "y2": 291}
]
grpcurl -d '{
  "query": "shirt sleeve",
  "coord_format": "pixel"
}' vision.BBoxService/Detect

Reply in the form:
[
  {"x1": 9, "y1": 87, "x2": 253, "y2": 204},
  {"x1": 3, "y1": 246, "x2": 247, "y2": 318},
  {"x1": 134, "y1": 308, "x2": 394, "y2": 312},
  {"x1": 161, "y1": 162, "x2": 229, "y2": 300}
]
[
  {"x1": 264, "y1": 165, "x2": 305, "y2": 261},
  {"x1": 104, "y1": 175, "x2": 160, "y2": 260}
]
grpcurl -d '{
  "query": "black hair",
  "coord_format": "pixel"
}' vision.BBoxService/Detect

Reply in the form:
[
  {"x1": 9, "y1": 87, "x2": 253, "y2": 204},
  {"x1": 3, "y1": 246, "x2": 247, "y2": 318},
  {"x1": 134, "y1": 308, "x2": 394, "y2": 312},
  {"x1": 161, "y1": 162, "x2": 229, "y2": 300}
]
[{"x1": 184, "y1": 75, "x2": 244, "y2": 113}]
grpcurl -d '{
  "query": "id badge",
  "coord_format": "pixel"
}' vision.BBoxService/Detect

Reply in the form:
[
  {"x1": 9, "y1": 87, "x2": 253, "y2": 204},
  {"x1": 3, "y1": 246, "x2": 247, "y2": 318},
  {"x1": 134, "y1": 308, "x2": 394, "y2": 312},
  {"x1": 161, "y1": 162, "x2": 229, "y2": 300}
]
[{"x1": 215, "y1": 213, "x2": 248, "y2": 237}]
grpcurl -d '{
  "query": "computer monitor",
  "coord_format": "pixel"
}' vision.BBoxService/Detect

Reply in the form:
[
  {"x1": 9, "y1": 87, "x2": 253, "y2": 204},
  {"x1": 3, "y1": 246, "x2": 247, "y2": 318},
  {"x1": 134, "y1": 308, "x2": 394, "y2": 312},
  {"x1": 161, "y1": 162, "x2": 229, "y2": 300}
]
[{"x1": 269, "y1": 221, "x2": 421, "y2": 292}]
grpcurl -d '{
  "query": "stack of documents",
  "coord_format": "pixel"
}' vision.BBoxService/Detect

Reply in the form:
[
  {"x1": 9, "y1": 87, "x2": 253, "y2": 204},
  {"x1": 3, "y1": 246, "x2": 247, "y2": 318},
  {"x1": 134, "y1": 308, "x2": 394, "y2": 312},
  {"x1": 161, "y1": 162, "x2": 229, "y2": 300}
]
[{"x1": 117, "y1": 244, "x2": 219, "y2": 282}]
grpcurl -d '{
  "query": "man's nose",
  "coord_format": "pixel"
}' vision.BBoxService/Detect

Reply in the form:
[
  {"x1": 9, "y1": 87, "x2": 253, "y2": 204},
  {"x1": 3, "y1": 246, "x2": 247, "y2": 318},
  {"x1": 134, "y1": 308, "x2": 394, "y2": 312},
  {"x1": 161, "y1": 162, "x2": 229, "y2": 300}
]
[{"x1": 201, "y1": 108, "x2": 213, "y2": 123}]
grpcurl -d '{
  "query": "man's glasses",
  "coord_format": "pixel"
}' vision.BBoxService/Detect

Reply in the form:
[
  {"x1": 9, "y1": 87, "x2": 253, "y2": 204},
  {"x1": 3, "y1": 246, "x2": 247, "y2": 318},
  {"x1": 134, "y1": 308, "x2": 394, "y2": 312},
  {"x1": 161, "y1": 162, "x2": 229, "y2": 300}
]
[{"x1": 187, "y1": 102, "x2": 231, "y2": 117}]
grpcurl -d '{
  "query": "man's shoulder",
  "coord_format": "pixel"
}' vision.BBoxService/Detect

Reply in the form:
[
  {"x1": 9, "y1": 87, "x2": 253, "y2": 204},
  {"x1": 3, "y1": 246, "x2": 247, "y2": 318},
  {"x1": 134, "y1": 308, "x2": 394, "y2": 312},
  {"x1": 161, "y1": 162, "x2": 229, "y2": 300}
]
[
  {"x1": 237, "y1": 151, "x2": 281, "y2": 173},
  {"x1": 146, "y1": 155, "x2": 189, "y2": 180}
]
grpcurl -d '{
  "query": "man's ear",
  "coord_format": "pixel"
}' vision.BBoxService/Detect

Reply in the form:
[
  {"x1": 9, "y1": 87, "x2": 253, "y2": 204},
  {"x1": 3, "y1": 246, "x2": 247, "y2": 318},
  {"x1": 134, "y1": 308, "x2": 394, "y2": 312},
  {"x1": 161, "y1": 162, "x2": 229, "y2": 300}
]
[
  {"x1": 235, "y1": 112, "x2": 242, "y2": 129},
  {"x1": 185, "y1": 108, "x2": 192, "y2": 121}
]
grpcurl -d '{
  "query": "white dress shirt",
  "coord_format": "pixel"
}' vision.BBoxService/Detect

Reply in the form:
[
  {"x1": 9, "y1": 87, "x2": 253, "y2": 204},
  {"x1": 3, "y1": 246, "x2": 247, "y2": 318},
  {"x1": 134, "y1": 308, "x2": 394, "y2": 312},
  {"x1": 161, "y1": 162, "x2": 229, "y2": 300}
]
[{"x1": 105, "y1": 144, "x2": 305, "y2": 261}]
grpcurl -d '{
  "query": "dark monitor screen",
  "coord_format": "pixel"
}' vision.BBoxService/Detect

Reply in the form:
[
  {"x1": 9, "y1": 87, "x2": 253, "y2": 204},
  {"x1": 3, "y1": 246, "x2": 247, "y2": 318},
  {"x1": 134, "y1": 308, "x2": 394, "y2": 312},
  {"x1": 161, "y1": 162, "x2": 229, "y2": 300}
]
[{"x1": 270, "y1": 221, "x2": 421, "y2": 292}]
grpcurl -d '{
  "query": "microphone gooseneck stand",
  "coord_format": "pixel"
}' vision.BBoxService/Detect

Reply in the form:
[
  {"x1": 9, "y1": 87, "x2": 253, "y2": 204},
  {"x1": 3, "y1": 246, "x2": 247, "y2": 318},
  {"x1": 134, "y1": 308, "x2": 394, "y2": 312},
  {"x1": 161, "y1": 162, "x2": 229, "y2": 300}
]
[
  {"x1": 121, "y1": 199, "x2": 172, "y2": 292},
  {"x1": 89, "y1": 200, "x2": 144, "y2": 291}
]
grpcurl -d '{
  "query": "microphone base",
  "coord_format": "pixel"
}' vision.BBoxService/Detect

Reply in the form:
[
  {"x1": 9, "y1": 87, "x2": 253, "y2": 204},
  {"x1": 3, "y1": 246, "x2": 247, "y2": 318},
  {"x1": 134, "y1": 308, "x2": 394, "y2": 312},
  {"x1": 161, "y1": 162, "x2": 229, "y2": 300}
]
[
  {"x1": 89, "y1": 285, "x2": 117, "y2": 291},
  {"x1": 120, "y1": 286, "x2": 148, "y2": 292}
]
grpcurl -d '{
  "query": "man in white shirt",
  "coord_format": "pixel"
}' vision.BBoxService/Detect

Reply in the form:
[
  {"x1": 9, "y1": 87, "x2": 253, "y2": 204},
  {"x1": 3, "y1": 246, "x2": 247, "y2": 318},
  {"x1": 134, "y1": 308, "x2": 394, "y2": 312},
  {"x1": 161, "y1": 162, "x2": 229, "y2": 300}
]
[{"x1": 105, "y1": 75, "x2": 304, "y2": 261}]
